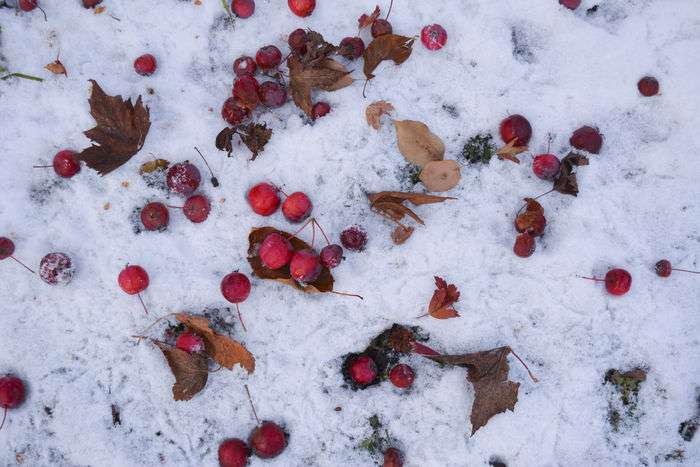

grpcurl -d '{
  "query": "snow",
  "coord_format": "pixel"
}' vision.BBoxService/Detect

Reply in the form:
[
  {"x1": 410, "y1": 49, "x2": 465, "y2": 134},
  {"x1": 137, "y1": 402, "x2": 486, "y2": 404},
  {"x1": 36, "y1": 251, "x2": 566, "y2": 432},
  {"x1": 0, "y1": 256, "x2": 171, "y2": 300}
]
[{"x1": 1, "y1": 0, "x2": 699, "y2": 465}]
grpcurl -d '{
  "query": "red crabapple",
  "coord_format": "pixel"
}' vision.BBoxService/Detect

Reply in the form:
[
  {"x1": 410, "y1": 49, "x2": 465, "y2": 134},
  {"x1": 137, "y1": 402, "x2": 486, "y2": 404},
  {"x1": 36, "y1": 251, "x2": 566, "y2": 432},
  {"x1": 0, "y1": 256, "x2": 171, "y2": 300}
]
[
  {"x1": 221, "y1": 97, "x2": 251, "y2": 126},
  {"x1": 289, "y1": 249, "x2": 321, "y2": 283},
  {"x1": 221, "y1": 272, "x2": 251, "y2": 331},
  {"x1": 282, "y1": 192, "x2": 312, "y2": 223},
  {"x1": 140, "y1": 202, "x2": 169, "y2": 231},
  {"x1": 371, "y1": 19, "x2": 393, "y2": 38},
  {"x1": 312, "y1": 102, "x2": 331, "y2": 120},
  {"x1": 348, "y1": 355, "x2": 378, "y2": 386},
  {"x1": 288, "y1": 28, "x2": 308, "y2": 55},
  {"x1": 167, "y1": 162, "x2": 201, "y2": 195},
  {"x1": 134, "y1": 54, "x2": 157, "y2": 76},
  {"x1": 559, "y1": 0, "x2": 581, "y2": 9},
  {"x1": 247, "y1": 183, "x2": 280, "y2": 216},
  {"x1": 175, "y1": 332, "x2": 205, "y2": 354},
  {"x1": 383, "y1": 447, "x2": 404, "y2": 467},
  {"x1": 231, "y1": 0, "x2": 255, "y2": 18},
  {"x1": 654, "y1": 259, "x2": 699, "y2": 278},
  {"x1": 249, "y1": 421, "x2": 287, "y2": 459},
  {"x1": 500, "y1": 114, "x2": 532, "y2": 146},
  {"x1": 532, "y1": 154, "x2": 561, "y2": 180},
  {"x1": 255, "y1": 45, "x2": 282, "y2": 70},
  {"x1": 638, "y1": 76, "x2": 660, "y2": 97},
  {"x1": 183, "y1": 194, "x2": 211, "y2": 223},
  {"x1": 53, "y1": 150, "x2": 80, "y2": 178},
  {"x1": 339, "y1": 37, "x2": 365, "y2": 59},
  {"x1": 0, "y1": 237, "x2": 34, "y2": 274},
  {"x1": 513, "y1": 233, "x2": 535, "y2": 258},
  {"x1": 259, "y1": 233, "x2": 293, "y2": 270},
  {"x1": 218, "y1": 438, "x2": 251, "y2": 467},
  {"x1": 570, "y1": 126, "x2": 603, "y2": 154},
  {"x1": 340, "y1": 226, "x2": 367, "y2": 252},
  {"x1": 258, "y1": 81, "x2": 287, "y2": 108},
  {"x1": 389, "y1": 364, "x2": 415, "y2": 389},
  {"x1": 0, "y1": 375, "x2": 26, "y2": 432},
  {"x1": 320, "y1": 244, "x2": 343, "y2": 269},
  {"x1": 579, "y1": 268, "x2": 632, "y2": 296},
  {"x1": 287, "y1": 0, "x2": 315, "y2": 17},
  {"x1": 118, "y1": 265, "x2": 150, "y2": 314},
  {"x1": 421, "y1": 24, "x2": 448, "y2": 51},
  {"x1": 233, "y1": 75, "x2": 261, "y2": 109},
  {"x1": 233, "y1": 56, "x2": 257, "y2": 76}
]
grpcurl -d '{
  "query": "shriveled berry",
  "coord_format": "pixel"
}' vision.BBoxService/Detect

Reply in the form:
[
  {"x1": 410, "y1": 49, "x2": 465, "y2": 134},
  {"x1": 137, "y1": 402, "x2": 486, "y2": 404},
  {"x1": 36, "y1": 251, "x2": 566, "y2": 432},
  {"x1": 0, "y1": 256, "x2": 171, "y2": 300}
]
[
  {"x1": 176, "y1": 332, "x2": 205, "y2": 353},
  {"x1": 339, "y1": 37, "x2": 365, "y2": 59},
  {"x1": 258, "y1": 81, "x2": 287, "y2": 108},
  {"x1": 183, "y1": 194, "x2": 211, "y2": 223},
  {"x1": 52, "y1": 150, "x2": 80, "y2": 178},
  {"x1": 605, "y1": 268, "x2": 632, "y2": 296},
  {"x1": 383, "y1": 447, "x2": 404, "y2": 467},
  {"x1": 500, "y1": 114, "x2": 532, "y2": 146},
  {"x1": 39, "y1": 252, "x2": 74, "y2": 285},
  {"x1": 249, "y1": 421, "x2": 286, "y2": 459},
  {"x1": 231, "y1": 0, "x2": 255, "y2": 18},
  {"x1": 282, "y1": 192, "x2": 312, "y2": 223},
  {"x1": 371, "y1": 19, "x2": 393, "y2": 38},
  {"x1": 312, "y1": 102, "x2": 331, "y2": 119},
  {"x1": 167, "y1": 162, "x2": 201, "y2": 195},
  {"x1": 570, "y1": 126, "x2": 603, "y2": 154},
  {"x1": 654, "y1": 259, "x2": 672, "y2": 278},
  {"x1": 0, "y1": 237, "x2": 15, "y2": 260},
  {"x1": 255, "y1": 45, "x2": 282, "y2": 70},
  {"x1": 389, "y1": 364, "x2": 415, "y2": 389},
  {"x1": 221, "y1": 97, "x2": 251, "y2": 125},
  {"x1": 221, "y1": 272, "x2": 251, "y2": 303},
  {"x1": 288, "y1": 28, "x2": 308, "y2": 55},
  {"x1": 233, "y1": 75, "x2": 261, "y2": 110},
  {"x1": 134, "y1": 54, "x2": 157, "y2": 76},
  {"x1": 259, "y1": 233, "x2": 293, "y2": 270},
  {"x1": 340, "y1": 226, "x2": 367, "y2": 252},
  {"x1": 288, "y1": 0, "x2": 315, "y2": 17},
  {"x1": 532, "y1": 154, "x2": 561, "y2": 180},
  {"x1": 233, "y1": 56, "x2": 257, "y2": 76},
  {"x1": 638, "y1": 76, "x2": 659, "y2": 97},
  {"x1": 320, "y1": 244, "x2": 343, "y2": 269},
  {"x1": 247, "y1": 183, "x2": 280, "y2": 216},
  {"x1": 118, "y1": 265, "x2": 149, "y2": 295},
  {"x1": 290, "y1": 249, "x2": 322, "y2": 283},
  {"x1": 421, "y1": 24, "x2": 448, "y2": 51},
  {"x1": 140, "y1": 202, "x2": 169, "y2": 231},
  {"x1": 513, "y1": 233, "x2": 535, "y2": 258},
  {"x1": 349, "y1": 355, "x2": 377, "y2": 386},
  {"x1": 218, "y1": 438, "x2": 250, "y2": 467}
]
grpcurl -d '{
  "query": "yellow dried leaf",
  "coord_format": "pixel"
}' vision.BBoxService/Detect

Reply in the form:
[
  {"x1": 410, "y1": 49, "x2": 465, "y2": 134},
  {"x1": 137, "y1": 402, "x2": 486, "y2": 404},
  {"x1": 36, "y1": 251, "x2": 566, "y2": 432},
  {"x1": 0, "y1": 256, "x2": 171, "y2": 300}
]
[{"x1": 419, "y1": 160, "x2": 461, "y2": 192}]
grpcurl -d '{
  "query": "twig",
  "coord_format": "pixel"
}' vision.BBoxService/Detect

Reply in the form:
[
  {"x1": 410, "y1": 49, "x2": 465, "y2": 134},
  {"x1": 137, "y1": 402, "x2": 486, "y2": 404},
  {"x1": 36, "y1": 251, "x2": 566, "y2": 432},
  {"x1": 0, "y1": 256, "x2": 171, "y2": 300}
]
[{"x1": 244, "y1": 384, "x2": 261, "y2": 425}]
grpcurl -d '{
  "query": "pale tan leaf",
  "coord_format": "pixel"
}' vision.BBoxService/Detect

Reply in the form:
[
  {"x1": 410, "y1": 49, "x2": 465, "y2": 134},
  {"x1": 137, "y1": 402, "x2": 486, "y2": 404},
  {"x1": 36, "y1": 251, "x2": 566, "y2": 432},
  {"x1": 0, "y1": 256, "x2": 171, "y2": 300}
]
[
  {"x1": 394, "y1": 120, "x2": 445, "y2": 167},
  {"x1": 45, "y1": 60, "x2": 67, "y2": 76},
  {"x1": 365, "y1": 100, "x2": 394, "y2": 129},
  {"x1": 419, "y1": 160, "x2": 461, "y2": 192}
]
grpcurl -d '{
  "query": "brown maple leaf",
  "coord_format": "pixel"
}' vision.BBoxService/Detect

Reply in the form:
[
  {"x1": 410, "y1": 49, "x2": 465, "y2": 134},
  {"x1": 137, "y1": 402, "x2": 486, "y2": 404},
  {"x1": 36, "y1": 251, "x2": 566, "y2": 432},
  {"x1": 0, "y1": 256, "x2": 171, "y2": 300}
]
[
  {"x1": 427, "y1": 276, "x2": 460, "y2": 319},
  {"x1": 175, "y1": 314, "x2": 255, "y2": 373},
  {"x1": 365, "y1": 100, "x2": 394, "y2": 129},
  {"x1": 553, "y1": 152, "x2": 589, "y2": 196},
  {"x1": 45, "y1": 59, "x2": 67, "y2": 76},
  {"x1": 363, "y1": 34, "x2": 415, "y2": 80},
  {"x1": 77, "y1": 80, "x2": 151, "y2": 175},
  {"x1": 239, "y1": 122, "x2": 272, "y2": 160},
  {"x1": 299, "y1": 30, "x2": 337, "y2": 67},
  {"x1": 427, "y1": 347, "x2": 537, "y2": 435},
  {"x1": 495, "y1": 138, "x2": 528, "y2": 164},
  {"x1": 155, "y1": 342, "x2": 208, "y2": 401},
  {"x1": 358, "y1": 5, "x2": 381, "y2": 29},
  {"x1": 288, "y1": 56, "x2": 353, "y2": 118}
]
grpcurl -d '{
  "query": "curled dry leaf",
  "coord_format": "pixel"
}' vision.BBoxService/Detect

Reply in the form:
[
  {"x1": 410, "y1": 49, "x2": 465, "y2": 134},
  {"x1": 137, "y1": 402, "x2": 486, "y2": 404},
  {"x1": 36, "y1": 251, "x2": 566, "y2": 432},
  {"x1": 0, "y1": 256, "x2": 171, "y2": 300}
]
[
  {"x1": 139, "y1": 159, "x2": 169, "y2": 174},
  {"x1": 247, "y1": 226, "x2": 334, "y2": 293},
  {"x1": 299, "y1": 30, "x2": 337, "y2": 67},
  {"x1": 215, "y1": 127, "x2": 237, "y2": 156},
  {"x1": 175, "y1": 314, "x2": 255, "y2": 373},
  {"x1": 289, "y1": 56, "x2": 353, "y2": 119},
  {"x1": 391, "y1": 225, "x2": 414, "y2": 245},
  {"x1": 77, "y1": 80, "x2": 151, "y2": 175},
  {"x1": 368, "y1": 191, "x2": 457, "y2": 206},
  {"x1": 358, "y1": 5, "x2": 381, "y2": 29},
  {"x1": 363, "y1": 34, "x2": 415, "y2": 80},
  {"x1": 155, "y1": 342, "x2": 208, "y2": 401},
  {"x1": 365, "y1": 100, "x2": 394, "y2": 130},
  {"x1": 394, "y1": 120, "x2": 445, "y2": 167},
  {"x1": 553, "y1": 152, "x2": 589, "y2": 196},
  {"x1": 427, "y1": 276, "x2": 460, "y2": 319},
  {"x1": 239, "y1": 122, "x2": 272, "y2": 160},
  {"x1": 514, "y1": 198, "x2": 546, "y2": 237},
  {"x1": 45, "y1": 59, "x2": 67, "y2": 76},
  {"x1": 496, "y1": 139, "x2": 528, "y2": 164},
  {"x1": 419, "y1": 160, "x2": 461, "y2": 192}
]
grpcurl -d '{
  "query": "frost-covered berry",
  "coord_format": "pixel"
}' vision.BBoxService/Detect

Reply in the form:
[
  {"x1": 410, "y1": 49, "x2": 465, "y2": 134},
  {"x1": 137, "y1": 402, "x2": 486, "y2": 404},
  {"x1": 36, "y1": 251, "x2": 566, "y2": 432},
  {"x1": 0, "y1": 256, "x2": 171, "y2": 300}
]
[
  {"x1": 340, "y1": 226, "x2": 367, "y2": 252},
  {"x1": 39, "y1": 252, "x2": 74, "y2": 285}
]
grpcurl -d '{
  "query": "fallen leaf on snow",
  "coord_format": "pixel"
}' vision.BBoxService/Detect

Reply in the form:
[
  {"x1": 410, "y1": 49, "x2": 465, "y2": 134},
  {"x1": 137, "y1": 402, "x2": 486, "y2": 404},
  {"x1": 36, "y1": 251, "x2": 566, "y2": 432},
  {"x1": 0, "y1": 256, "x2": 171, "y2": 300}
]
[
  {"x1": 155, "y1": 342, "x2": 208, "y2": 401},
  {"x1": 391, "y1": 225, "x2": 414, "y2": 244},
  {"x1": 495, "y1": 138, "x2": 528, "y2": 164},
  {"x1": 419, "y1": 160, "x2": 461, "y2": 192},
  {"x1": 514, "y1": 198, "x2": 546, "y2": 237},
  {"x1": 289, "y1": 56, "x2": 353, "y2": 118},
  {"x1": 358, "y1": 6, "x2": 381, "y2": 29},
  {"x1": 426, "y1": 276, "x2": 460, "y2": 319},
  {"x1": 365, "y1": 100, "x2": 394, "y2": 129},
  {"x1": 394, "y1": 119, "x2": 445, "y2": 167},
  {"x1": 363, "y1": 34, "x2": 415, "y2": 80},
  {"x1": 553, "y1": 152, "x2": 589, "y2": 196},
  {"x1": 239, "y1": 122, "x2": 272, "y2": 160},
  {"x1": 45, "y1": 59, "x2": 66, "y2": 76},
  {"x1": 139, "y1": 159, "x2": 169, "y2": 174}
]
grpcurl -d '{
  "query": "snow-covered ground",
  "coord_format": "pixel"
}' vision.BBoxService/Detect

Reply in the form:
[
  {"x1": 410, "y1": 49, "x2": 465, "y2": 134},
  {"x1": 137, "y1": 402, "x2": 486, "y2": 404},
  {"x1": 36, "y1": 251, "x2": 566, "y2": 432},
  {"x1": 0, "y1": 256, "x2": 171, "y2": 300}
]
[{"x1": 1, "y1": 0, "x2": 699, "y2": 465}]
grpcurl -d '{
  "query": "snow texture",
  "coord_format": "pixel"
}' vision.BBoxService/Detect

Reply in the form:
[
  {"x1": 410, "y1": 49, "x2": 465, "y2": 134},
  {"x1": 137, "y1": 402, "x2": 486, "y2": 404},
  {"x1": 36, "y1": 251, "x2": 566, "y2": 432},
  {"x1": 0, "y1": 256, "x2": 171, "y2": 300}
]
[{"x1": 1, "y1": 0, "x2": 699, "y2": 466}]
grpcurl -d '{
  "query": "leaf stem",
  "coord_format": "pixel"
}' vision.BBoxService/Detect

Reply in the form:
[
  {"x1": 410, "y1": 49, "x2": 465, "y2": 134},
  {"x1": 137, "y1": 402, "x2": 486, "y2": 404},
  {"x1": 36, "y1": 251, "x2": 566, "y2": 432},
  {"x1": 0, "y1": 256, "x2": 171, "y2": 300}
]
[
  {"x1": 313, "y1": 219, "x2": 331, "y2": 245},
  {"x1": 329, "y1": 290, "x2": 364, "y2": 300},
  {"x1": 510, "y1": 348, "x2": 539, "y2": 383}
]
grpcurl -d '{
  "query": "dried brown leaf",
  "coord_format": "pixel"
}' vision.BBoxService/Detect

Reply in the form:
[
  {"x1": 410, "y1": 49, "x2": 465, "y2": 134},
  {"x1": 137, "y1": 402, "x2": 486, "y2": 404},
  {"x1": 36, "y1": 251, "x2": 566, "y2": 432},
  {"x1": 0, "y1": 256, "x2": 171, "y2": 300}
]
[
  {"x1": 139, "y1": 159, "x2": 169, "y2": 174},
  {"x1": 239, "y1": 122, "x2": 272, "y2": 160},
  {"x1": 394, "y1": 120, "x2": 445, "y2": 167},
  {"x1": 553, "y1": 152, "x2": 589, "y2": 196},
  {"x1": 358, "y1": 5, "x2": 381, "y2": 29},
  {"x1": 368, "y1": 191, "x2": 456, "y2": 206},
  {"x1": 45, "y1": 59, "x2": 66, "y2": 76},
  {"x1": 514, "y1": 198, "x2": 546, "y2": 237},
  {"x1": 215, "y1": 127, "x2": 237, "y2": 156},
  {"x1": 391, "y1": 225, "x2": 414, "y2": 244},
  {"x1": 247, "y1": 227, "x2": 334, "y2": 293},
  {"x1": 77, "y1": 80, "x2": 151, "y2": 175},
  {"x1": 155, "y1": 342, "x2": 208, "y2": 401},
  {"x1": 365, "y1": 100, "x2": 394, "y2": 129},
  {"x1": 363, "y1": 34, "x2": 415, "y2": 80},
  {"x1": 419, "y1": 160, "x2": 461, "y2": 192},
  {"x1": 371, "y1": 201, "x2": 424, "y2": 225},
  {"x1": 299, "y1": 30, "x2": 337, "y2": 67},
  {"x1": 496, "y1": 139, "x2": 528, "y2": 164},
  {"x1": 288, "y1": 56, "x2": 353, "y2": 119},
  {"x1": 175, "y1": 314, "x2": 255, "y2": 373},
  {"x1": 427, "y1": 276, "x2": 460, "y2": 319}
]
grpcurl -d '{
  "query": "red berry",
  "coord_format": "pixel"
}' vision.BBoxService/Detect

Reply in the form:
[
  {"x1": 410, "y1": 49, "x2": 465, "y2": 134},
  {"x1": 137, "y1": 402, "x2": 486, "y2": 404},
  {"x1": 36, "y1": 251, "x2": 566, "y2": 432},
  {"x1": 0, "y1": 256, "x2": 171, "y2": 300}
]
[
  {"x1": 570, "y1": 126, "x2": 603, "y2": 154},
  {"x1": 233, "y1": 56, "x2": 257, "y2": 76},
  {"x1": 532, "y1": 153, "x2": 561, "y2": 180},
  {"x1": 0, "y1": 237, "x2": 15, "y2": 260},
  {"x1": 233, "y1": 75, "x2": 260, "y2": 110},
  {"x1": 605, "y1": 268, "x2": 632, "y2": 296},
  {"x1": 259, "y1": 233, "x2": 293, "y2": 270},
  {"x1": 288, "y1": 28, "x2": 308, "y2": 55},
  {"x1": 258, "y1": 81, "x2": 287, "y2": 108},
  {"x1": 282, "y1": 192, "x2": 312, "y2": 223},
  {"x1": 221, "y1": 272, "x2": 251, "y2": 303},
  {"x1": 18, "y1": 0, "x2": 37, "y2": 12},
  {"x1": 167, "y1": 162, "x2": 201, "y2": 195},
  {"x1": 339, "y1": 37, "x2": 365, "y2": 59},
  {"x1": 231, "y1": 0, "x2": 255, "y2": 18},
  {"x1": 118, "y1": 265, "x2": 149, "y2": 295},
  {"x1": 513, "y1": 233, "x2": 535, "y2": 258},
  {"x1": 287, "y1": 0, "x2": 315, "y2": 17},
  {"x1": 134, "y1": 54, "x2": 157, "y2": 76},
  {"x1": 0, "y1": 376, "x2": 26, "y2": 415},
  {"x1": 218, "y1": 438, "x2": 251, "y2": 467},
  {"x1": 371, "y1": 19, "x2": 393, "y2": 38},
  {"x1": 221, "y1": 97, "x2": 251, "y2": 126},
  {"x1": 637, "y1": 76, "x2": 659, "y2": 97},
  {"x1": 290, "y1": 249, "x2": 322, "y2": 283},
  {"x1": 383, "y1": 447, "x2": 404, "y2": 467},
  {"x1": 340, "y1": 226, "x2": 367, "y2": 252},
  {"x1": 83, "y1": 0, "x2": 103, "y2": 8},
  {"x1": 320, "y1": 244, "x2": 343, "y2": 269},
  {"x1": 389, "y1": 364, "x2": 415, "y2": 389},
  {"x1": 255, "y1": 45, "x2": 282, "y2": 70},
  {"x1": 39, "y1": 252, "x2": 74, "y2": 285},
  {"x1": 420, "y1": 24, "x2": 448, "y2": 51},
  {"x1": 312, "y1": 102, "x2": 331, "y2": 120},
  {"x1": 247, "y1": 183, "x2": 280, "y2": 216},
  {"x1": 183, "y1": 195, "x2": 211, "y2": 223},
  {"x1": 655, "y1": 259, "x2": 672, "y2": 278},
  {"x1": 175, "y1": 332, "x2": 205, "y2": 354},
  {"x1": 349, "y1": 355, "x2": 377, "y2": 386},
  {"x1": 500, "y1": 114, "x2": 532, "y2": 146},
  {"x1": 140, "y1": 202, "x2": 169, "y2": 231},
  {"x1": 249, "y1": 421, "x2": 286, "y2": 459},
  {"x1": 52, "y1": 150, "x2": 80, "y2": 178},
  {"x1": 559, "y1": 0, "x2": 581, "y2": 9}
]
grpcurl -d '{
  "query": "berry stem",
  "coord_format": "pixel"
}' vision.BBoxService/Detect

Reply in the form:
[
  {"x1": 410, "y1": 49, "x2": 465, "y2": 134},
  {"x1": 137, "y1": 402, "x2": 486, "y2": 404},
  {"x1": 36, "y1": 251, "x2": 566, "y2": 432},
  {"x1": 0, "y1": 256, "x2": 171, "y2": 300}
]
[
  {"x1": 37, "y1": 4, "x2": 47, "y2": 21},
  {"x1": 166, "y1": 205, "x2": 183, "y2": 209},
  {"x1": 362, "y1": 79, "x2": 370, "y2": 99},
  {"x1": 510, "y1": 348, "x2": 539, "y2": 383},
  {"x1": 32, "y1": 165, "x2": 52, "y2": 168},
  {"x1": 137, "y1": 293, "x2": 149, "y2": 315},
  {"x1": 534, "y1": 189, "x2": 555, "y2": 200},
  {"x1": 0, "y1": 407, "x2": 7, "y2": 431},
  {"x1": 329, "y1": 290, "x2": 364, "y2": 300},
  {"x1": 672, "y1": 268, "x2": 700, "y2": 275},
  {"x1": 385, "y1": 0, "x2": 394, "y2": 20},
  {"x1": 194, "y1": 146, "x2": 219, "y2": 187},
  {"x1": 577, "y1": 275, "x2": 604, "y2": 282},
  {"x1": 287, "y1": 217, "x2": 314, "y2": 242},
  {"x1": 244, "y1": 384, "x2": 261, "y2": 426},
  {"x1": 310, "y1": 221, "x2": 316, "y2": 248},
  {"x1": 136, "y1": 313, "x2": 179, "y2": 340},
  {"x1": 313, "y1": 219, "x2": 331, "y2": 246},
  {"x1": 11, "y1": 256, "x2": 35, "y2": 274},
  {"x1": 235, "y1": 303, "x2": 247, "y2": 332}
]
